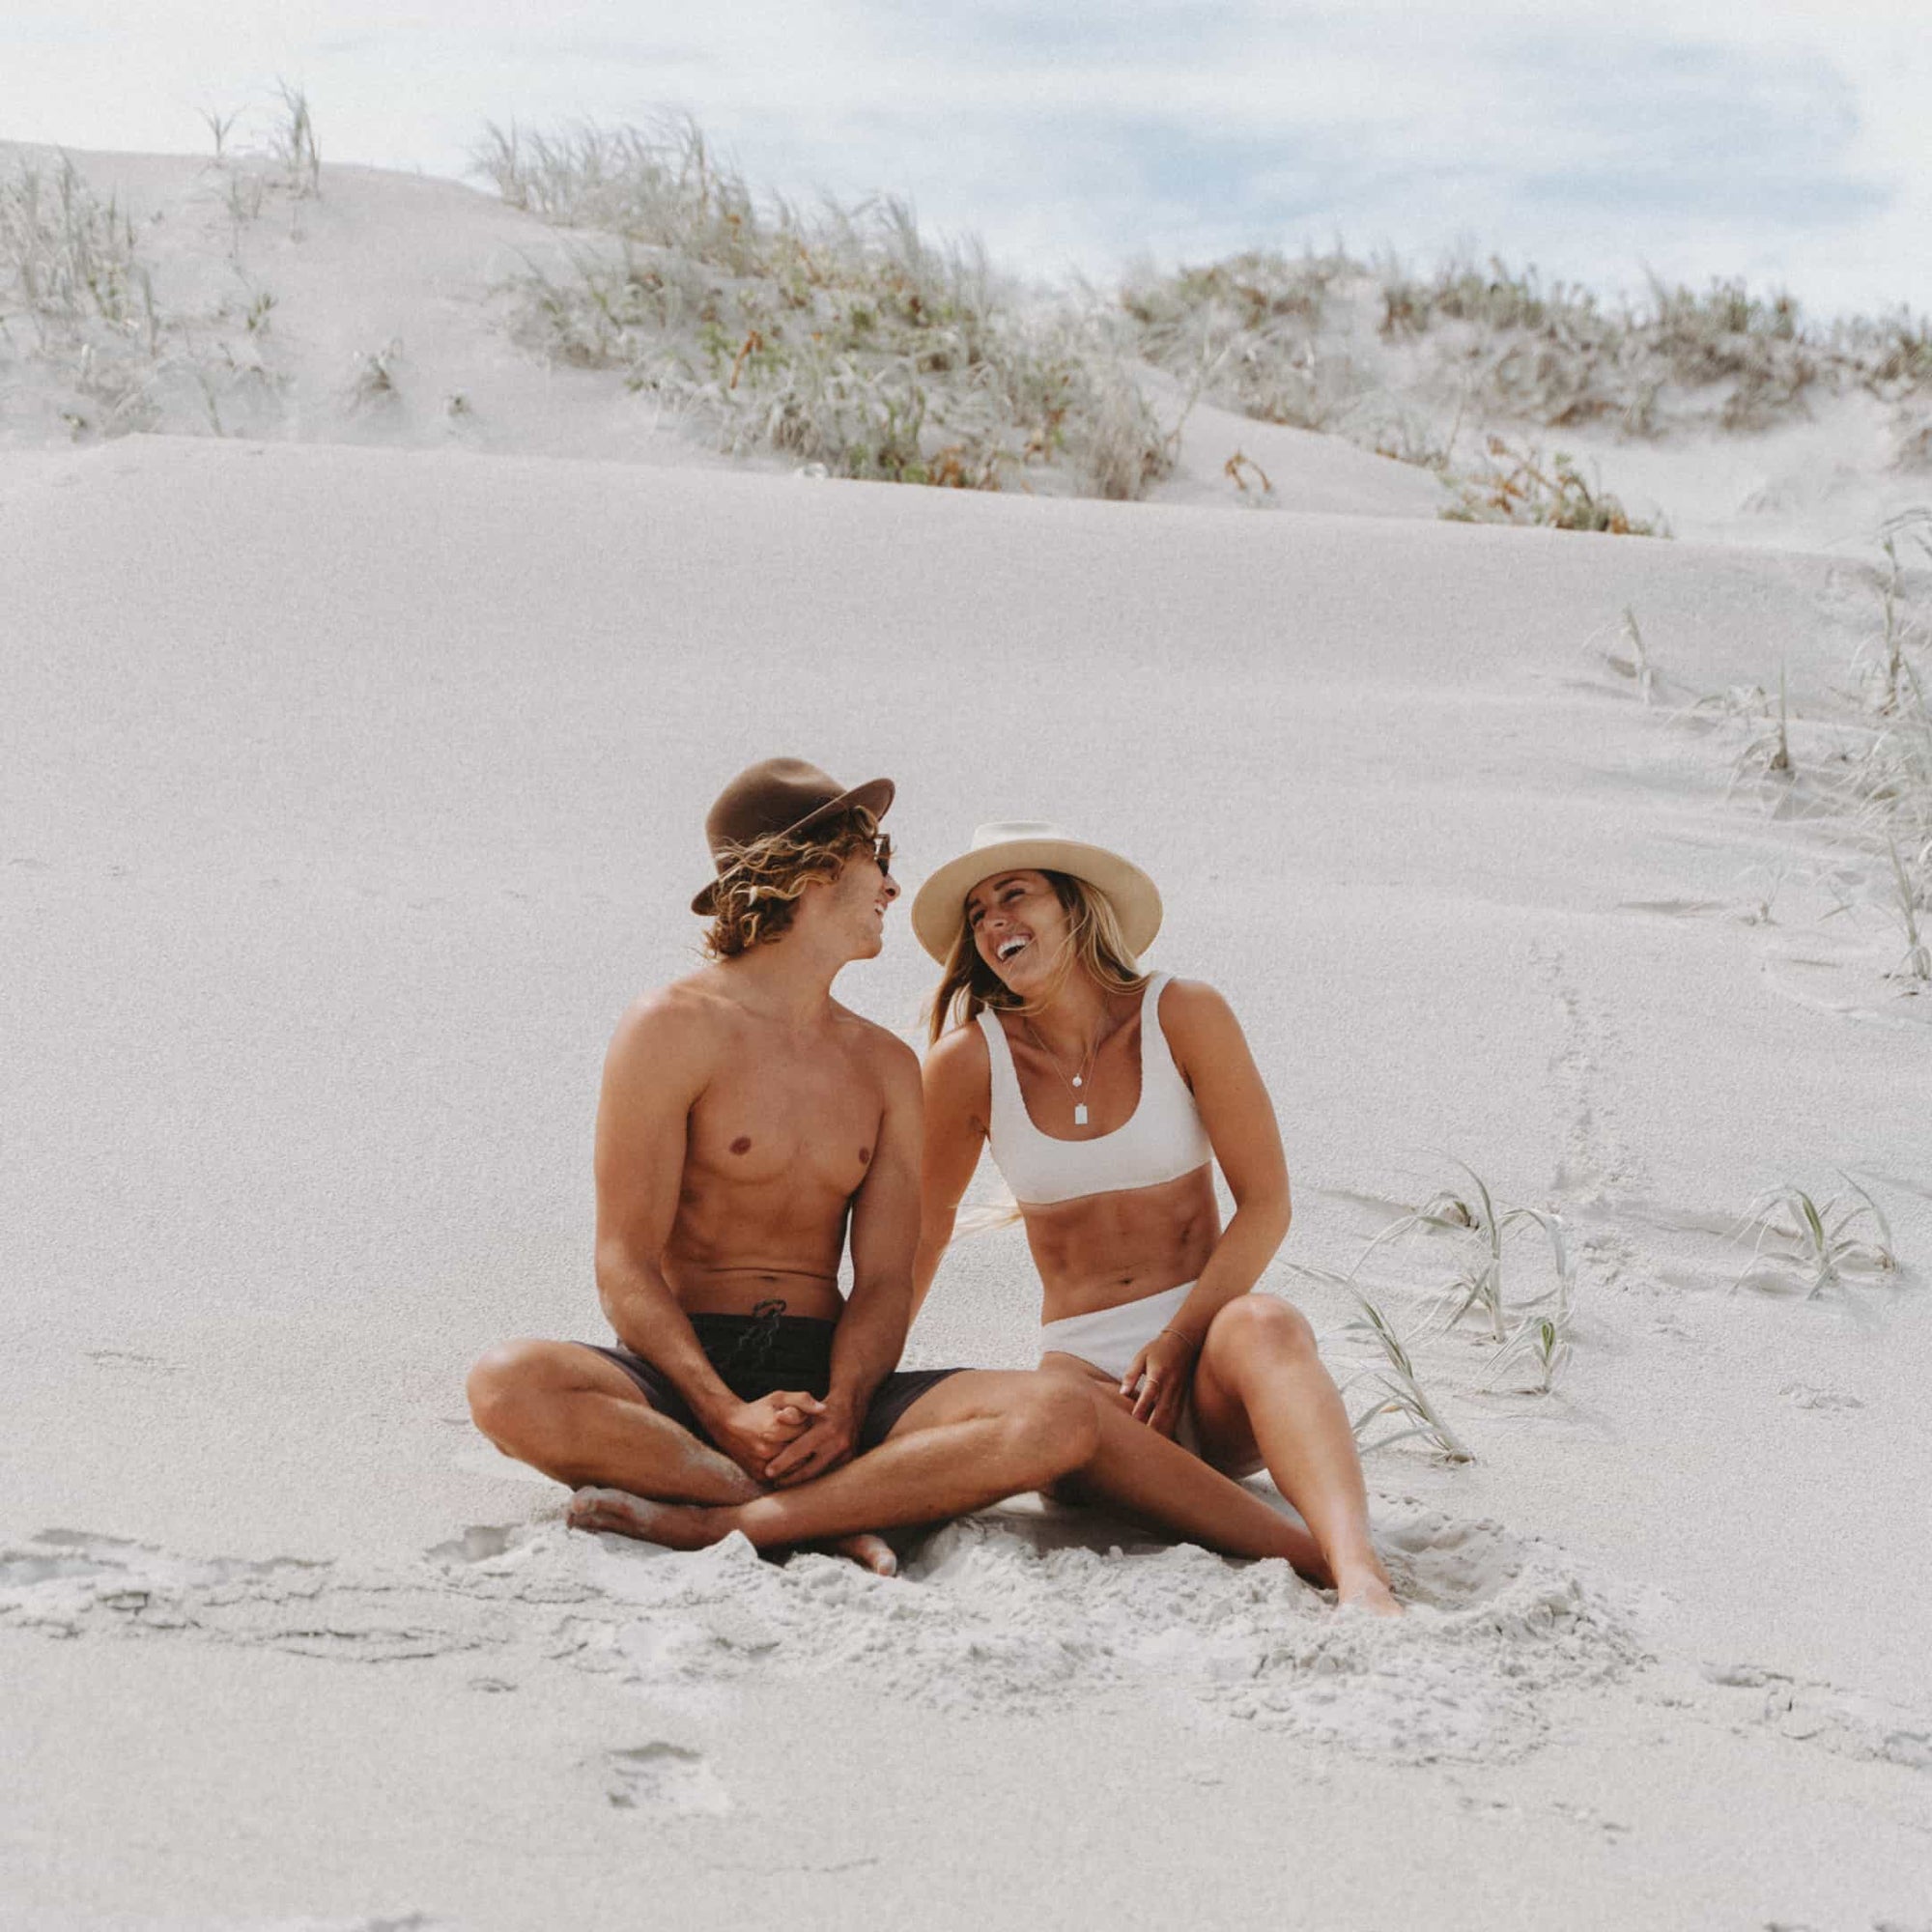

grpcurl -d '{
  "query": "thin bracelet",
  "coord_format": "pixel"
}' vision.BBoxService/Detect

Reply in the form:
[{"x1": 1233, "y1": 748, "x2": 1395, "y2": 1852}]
[{"x1": 1158, "y1": 1325, "x2": 1200, "y2": 1355}]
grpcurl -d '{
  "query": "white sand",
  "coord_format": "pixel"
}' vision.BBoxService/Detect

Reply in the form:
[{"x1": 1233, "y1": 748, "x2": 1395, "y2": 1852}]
[{"x1": 4, "y1": 153, "x2": 1931, "y2": 1930}]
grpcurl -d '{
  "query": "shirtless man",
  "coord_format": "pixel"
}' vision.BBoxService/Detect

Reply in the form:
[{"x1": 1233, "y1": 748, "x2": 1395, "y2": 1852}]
[
  {"x1": 469, "y1": 757, "x2": 1331, "y2": 1576},
  {"x1": 466, "y1": 758, "x2": 1103, "y2": 1573}
]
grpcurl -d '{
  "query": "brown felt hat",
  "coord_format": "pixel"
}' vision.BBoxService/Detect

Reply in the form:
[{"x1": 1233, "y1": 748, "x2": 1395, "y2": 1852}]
[{"x1": 691, "y1": 757, "x2": 896, "y2": 916}]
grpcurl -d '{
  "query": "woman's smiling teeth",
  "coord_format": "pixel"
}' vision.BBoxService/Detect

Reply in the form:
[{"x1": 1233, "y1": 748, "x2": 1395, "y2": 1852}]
[{"x1": 997, "y1": 934, "x2": 1031, "y2": 962}]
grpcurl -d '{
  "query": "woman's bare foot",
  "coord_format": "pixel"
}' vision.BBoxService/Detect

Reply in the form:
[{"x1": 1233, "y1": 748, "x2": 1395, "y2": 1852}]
[
  {"x1": 568, "y1": 1487, "x2": 730, "y2": 1549},
  {"x1": 1334, "y1": 1562, "x2": 1402, "y2": 1618}
]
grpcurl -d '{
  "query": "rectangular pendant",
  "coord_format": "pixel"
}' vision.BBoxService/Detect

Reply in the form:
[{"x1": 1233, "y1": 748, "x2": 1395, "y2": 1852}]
[{"x1": 1074, "y1": 1103, "x2": 1089, "y2": 1126}]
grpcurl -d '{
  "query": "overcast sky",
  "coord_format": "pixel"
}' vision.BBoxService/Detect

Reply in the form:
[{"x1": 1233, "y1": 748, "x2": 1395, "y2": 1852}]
[{"x1": 5, "y1": 1, "x2": 1928, "y2": 318}]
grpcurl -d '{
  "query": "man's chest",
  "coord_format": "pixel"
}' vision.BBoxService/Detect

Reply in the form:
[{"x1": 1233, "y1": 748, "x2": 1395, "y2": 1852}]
[{"x1": 687, "y1": 1051, "x2": 884, "y2": 1192}]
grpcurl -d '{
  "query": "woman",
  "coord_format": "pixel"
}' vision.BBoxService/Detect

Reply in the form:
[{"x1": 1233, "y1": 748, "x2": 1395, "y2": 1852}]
[{"x1": 912, "y1": 821, "x2": 1398, "y2": 1615}]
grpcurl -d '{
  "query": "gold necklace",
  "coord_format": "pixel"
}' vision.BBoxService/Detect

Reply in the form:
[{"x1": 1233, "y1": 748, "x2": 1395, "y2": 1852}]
[{"x1": 1023, "y1": 1013, "x2": 1110, "y2": 1126}]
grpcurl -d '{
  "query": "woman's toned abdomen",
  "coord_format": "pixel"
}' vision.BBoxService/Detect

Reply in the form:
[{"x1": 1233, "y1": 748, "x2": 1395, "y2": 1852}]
[{"x1": 1023, "y1": 1165, "x2": 1219, "y2": 1322}]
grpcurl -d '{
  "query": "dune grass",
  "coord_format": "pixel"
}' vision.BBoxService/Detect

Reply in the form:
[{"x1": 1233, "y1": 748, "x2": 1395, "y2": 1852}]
[
  {"x1": 1732, "y1": 1177, "x2": 1899, "y2": 1299},
  {"x1": 477, "y1": 118, "x2": 1174, "y2": 498},
  {"x1": 1, "y1": 154, "x2": 160, "y2": 433},
  {"x1": 1602, "y1": 607, "x2": 1660, "y2": 704},
  {"x1": 272, "y1": 82, "x2": 321, "y2": 200},
  {"x1": 1670, "y1": 513, "x2": 1931, "y2": 980},
  {"x1": 1343, "y1": 1293, "x2": 1477, "y2": 1461},
  {"x1": 0, "y1": 148, "x2": 293, "y2": 441},
  {"x1": 1290, "y1": 1263, "x2": 1475, "y2": 1462},
  {"x1": 1356, "y1": 1159, "x2": 1573, "y2": 1345},
  {"x1": 1439, "y1": 435, "x2": 1666, "y2": 535},
  {"x1": 1122, "y1": 243, "x2": 1931, "y2": 519},
  {"x1": 345, "y1": 338, "x2": 403, "y2": 413},
  {"x1": 1287, "y1": 1164, "x2": 1579, "y2": 1460}
]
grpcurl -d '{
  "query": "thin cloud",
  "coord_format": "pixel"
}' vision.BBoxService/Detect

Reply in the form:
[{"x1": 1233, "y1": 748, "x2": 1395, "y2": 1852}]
[{"x1": 0, "y1": 2, "x2": 1922, "y2": 315}]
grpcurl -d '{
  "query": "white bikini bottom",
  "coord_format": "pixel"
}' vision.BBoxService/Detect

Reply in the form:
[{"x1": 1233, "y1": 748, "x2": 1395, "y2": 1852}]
[
  {"x1": 1038, "y1": 1282, "x2": 1263, "y2": 1476},
  {"x1": 1037, "y1": 1280, "x2": 1195, "y2": 1382}
]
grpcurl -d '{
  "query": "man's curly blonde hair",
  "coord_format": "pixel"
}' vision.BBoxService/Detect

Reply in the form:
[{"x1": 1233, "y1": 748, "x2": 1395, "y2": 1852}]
[{"x1": 702, "y1": 806, "x2": 883, "y2": 959}]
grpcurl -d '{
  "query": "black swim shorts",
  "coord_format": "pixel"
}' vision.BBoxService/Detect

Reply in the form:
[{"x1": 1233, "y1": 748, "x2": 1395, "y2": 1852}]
[{"x1": 578, "y1": 1304, "x2": 963, "y2": 1455}]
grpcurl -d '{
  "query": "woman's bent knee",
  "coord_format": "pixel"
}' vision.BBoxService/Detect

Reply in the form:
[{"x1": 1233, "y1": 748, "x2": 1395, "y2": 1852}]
[{"x1": 1208, "y1": 1293, "x2": 1316, "y2": 1357}]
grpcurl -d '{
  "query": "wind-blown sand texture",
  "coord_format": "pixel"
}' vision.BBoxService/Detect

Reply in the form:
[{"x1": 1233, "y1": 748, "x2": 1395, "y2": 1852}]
[{"x1": 5, "y1": 152, "x2": 1930, "y2": 1930}]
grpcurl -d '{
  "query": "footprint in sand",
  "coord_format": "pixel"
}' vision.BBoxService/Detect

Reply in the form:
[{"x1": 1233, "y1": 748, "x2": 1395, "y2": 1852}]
[
  {"x1": 1778, "y1": 1382, "x2": 1865, "y2": 1412},
  {"x1": 604, "y1": 1742, "x2": 731, "y2": 1816},
  {"x1": 426, "y1": 1524, "x2": 532, "y2": 1565},
  {"x1": 1702, "y1": 1662, "x2": 1932, "y2": 1774},
  {"x1": 84, "y1": 1349, "x2": 182, "y2": 1375}
]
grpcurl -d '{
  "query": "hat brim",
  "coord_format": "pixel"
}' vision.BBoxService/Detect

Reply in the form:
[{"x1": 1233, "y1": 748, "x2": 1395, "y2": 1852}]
[
  {"x1": 690, "y1": 776, "x2": 896, "y2": 916},
  {"x1": 909, "y1": 837, "x2": 1162, "y2": 964}
]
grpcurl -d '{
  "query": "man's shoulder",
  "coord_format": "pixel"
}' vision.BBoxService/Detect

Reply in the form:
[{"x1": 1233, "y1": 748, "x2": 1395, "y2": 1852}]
[{"x1": 606, "y1": 972, "x2": 739, "y2": 1067}]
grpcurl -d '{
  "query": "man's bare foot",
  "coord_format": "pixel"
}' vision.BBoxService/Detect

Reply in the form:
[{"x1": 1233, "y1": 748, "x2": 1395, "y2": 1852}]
[
  {"x1": 568, "y1": 1487, "x2": 731, "y2": 1549},
  {"x1": 827, "y1": 1532, "x2": 897, "y2": 1577},
  {"x1": 568, "y1": 1492, "x2": 895, "y2": 1577},
  {"x1": 1334, "y1": 1564, "x2": 1402, "y2": 1618}
]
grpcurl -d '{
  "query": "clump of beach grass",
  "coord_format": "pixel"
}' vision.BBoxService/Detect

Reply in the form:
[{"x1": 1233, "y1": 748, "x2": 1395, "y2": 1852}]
[
  {"x1": 0, "y1": 149, "x2": 296, "y2": 442},
  {"x1": 0, "y1": 154, "x2": 160, "y2": 433},
  {"x1": 1, "y1": 155, "x2": 144, "y2": 352},
  {"x1": 1343, "y1": 1293, "x2": 1476, "y2": 1461},
  {"x1": 1730, "y1": 665, "x2": 1797, "y2": 790},
  {"x1": 198, "y1": 107, "x2": 242, "y2": 163},
  {"x1": 345, "y1": 338, "x2": 403, "y2": 413},
  {"x1": 1675, "y1": 514, "x2": 1932, "y2": 977},
  {"x1": 1440, "y1": 436, "x2": 1665, "y2": 535},
  {"x1": 272, "y1": 82, "x2": 321, "y2": 199},
  {"x1": 1121, "y1": 245, "x2": 1366, "y2": 435},
  {"x1": 1223, "y1": 449, "x2": 1274, "y2": 497},
  {"x1": 1122, "y1": 242, "x2": 1932, "y2": 507},
  {"x1": 1291, "y1": 1263, "x2": 1474, "y2": 1462},
  {"x1": 1357, "y1": 1159, "x2": 1573, "y2": 1345},
  {"x1": 477, "y1": 117, "x2": 1174, "y2": 499},
  {"x1": 1732, "y1": 1177, "x2": 1899, "y2": 1299},
  {"x1": 1594, "y1": 606, "x2": 1661, "y2": 704},
  {"x1": 1880, "y1": 837, "x2": 1931, "y2": 983},
  {"x1": 1483, "y1": 1263, "x2": 1577, "y2": 1395}
]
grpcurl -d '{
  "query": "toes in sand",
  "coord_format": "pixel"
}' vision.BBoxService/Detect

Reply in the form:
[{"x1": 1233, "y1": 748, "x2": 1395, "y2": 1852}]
[{"x1": 829, "y1": 1531, "x2": 899, "y2": 1577}]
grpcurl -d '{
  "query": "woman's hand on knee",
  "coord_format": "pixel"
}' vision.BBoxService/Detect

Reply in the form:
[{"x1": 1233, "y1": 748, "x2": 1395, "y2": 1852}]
[{"x1": 1121, "y1": 1329, "x2": 1198, "y2": 1438}]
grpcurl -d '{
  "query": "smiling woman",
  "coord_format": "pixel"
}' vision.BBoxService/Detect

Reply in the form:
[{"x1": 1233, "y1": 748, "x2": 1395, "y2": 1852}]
[{"x1": 912, "y1": 818, "x2": 1402, "y2": 1614}]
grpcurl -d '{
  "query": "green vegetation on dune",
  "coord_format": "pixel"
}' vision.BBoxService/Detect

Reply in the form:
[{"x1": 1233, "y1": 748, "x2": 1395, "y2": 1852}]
[
  {"x1": 476, "y1": 119, "x2": 1172, "y2": 498},
  {"x1": 1128, "y1": 242, "x2": 1932, "y2": 456},
  {"x1": 7, "y1": 95, "x2": 1930, "y2": 530}
]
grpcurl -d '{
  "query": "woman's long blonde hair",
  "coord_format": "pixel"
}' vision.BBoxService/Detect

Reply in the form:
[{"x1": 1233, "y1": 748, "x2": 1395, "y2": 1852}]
[{"x1": 925, "y1": 869, "x2": 1149, "y2": 1044}]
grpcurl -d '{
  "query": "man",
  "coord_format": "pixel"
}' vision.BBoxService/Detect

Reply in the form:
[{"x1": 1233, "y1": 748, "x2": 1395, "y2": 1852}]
[
  {"x1": 468, "y1": 757, "x2": 1326, "y2": 1577},
  {"x1": 467, "y1": 757, "x2": 1101, "y2": 1573}
]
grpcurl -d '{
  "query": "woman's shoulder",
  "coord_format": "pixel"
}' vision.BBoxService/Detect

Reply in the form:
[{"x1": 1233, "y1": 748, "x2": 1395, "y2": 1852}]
[
  {"x1": 1150, "y1": 974, "x2": 1242, "y2": 1043},
  {"x1": 925, "y1": 1014, "x2": 993, "y2": 1079},
  {"x1": 924, "y1": 1015, "x2": 993, "y2": 1127}
]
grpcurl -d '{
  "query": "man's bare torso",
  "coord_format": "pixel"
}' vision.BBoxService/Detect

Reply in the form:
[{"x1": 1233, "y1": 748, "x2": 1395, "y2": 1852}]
[{"x1": 643, "y1": 972, "x2": 893, "y2": 1321}]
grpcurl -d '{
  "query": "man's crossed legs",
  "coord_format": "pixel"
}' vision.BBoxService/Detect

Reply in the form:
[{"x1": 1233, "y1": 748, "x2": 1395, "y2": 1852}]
[{"x1": 469, "y1": 1339, "x2": 1330, "y2": 1578}]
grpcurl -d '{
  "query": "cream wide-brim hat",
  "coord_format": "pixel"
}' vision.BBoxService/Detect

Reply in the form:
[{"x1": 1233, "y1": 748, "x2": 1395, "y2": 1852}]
[{"x1": 909, "y1": 820, "x2": 1163, "y2": 964}]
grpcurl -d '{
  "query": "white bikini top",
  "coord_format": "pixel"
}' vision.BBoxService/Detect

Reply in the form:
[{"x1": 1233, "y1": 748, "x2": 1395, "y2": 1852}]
[{"x1": 976, "y1": 973, "x2": 1214, "y2": 1208}]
